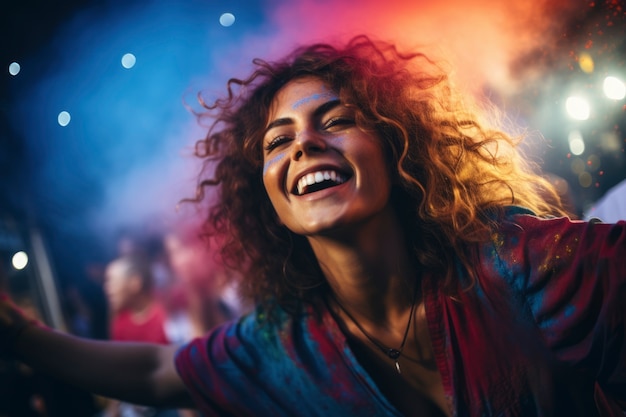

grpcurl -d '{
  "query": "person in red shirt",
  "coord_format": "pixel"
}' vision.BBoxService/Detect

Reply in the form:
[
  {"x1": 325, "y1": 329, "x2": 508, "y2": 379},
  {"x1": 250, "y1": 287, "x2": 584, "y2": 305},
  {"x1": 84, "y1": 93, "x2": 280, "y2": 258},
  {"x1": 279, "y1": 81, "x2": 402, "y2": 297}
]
[
  {"x1": 104, "y1": 254, "x2": 170, "y2": 345},
  {"x1": 103, "y1": 254, "x2": 184, "y2": 417}
]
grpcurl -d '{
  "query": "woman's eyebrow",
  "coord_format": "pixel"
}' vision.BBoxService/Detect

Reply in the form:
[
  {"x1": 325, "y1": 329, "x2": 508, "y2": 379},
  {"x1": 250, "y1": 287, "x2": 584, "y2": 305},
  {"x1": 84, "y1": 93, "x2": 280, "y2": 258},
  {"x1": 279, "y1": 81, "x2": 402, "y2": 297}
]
[
  {"x1": 263, "y1": 117, "x2": 292, "y2": 136},
  {"x1": 313, "y1": 99, "x2": 342, "y2": 119},
  {"x1": 264, "y1": 99, "x2": 343, "y2": 137}
]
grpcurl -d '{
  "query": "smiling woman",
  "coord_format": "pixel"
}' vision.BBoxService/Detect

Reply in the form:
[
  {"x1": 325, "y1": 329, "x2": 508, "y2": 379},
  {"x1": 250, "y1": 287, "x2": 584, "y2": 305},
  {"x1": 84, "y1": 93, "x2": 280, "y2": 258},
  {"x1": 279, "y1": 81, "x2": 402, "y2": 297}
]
[
  {"x1": 1, "y1": 35, "x2": 625, "y2": 417},
  {"x1": 194, "y1": 36, "x2": 568, "y2": 310}
]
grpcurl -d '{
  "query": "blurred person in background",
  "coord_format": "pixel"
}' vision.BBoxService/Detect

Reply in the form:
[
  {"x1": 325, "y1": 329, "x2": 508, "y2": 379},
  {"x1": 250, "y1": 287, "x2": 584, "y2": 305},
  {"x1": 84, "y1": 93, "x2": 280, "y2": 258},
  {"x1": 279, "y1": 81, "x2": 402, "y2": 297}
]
[
  {"x1": 585, "y1": 178, "x2": 626, "y2": 223},
  {"x1": 102, "y1": 253, "x2": 187, "y2": 417},
  {"x1": 163, "y1": 225, "x2": 246, "y2": 338}
]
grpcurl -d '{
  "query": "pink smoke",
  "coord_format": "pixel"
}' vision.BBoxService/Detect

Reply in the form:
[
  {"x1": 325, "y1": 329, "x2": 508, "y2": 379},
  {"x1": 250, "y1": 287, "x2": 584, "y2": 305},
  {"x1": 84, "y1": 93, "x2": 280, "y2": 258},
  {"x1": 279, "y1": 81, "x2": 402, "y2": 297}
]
[{"x1": 240, "y1": 0, "x2": 585, "y2": 96}]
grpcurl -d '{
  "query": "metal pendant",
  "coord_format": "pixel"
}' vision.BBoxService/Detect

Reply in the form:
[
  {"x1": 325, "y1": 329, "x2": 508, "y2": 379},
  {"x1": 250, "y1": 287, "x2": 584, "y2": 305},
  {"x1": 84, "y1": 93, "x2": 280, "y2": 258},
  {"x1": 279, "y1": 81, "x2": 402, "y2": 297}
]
[{"x1": 386, "y1": 348, "x2": 401, "y2": 359}]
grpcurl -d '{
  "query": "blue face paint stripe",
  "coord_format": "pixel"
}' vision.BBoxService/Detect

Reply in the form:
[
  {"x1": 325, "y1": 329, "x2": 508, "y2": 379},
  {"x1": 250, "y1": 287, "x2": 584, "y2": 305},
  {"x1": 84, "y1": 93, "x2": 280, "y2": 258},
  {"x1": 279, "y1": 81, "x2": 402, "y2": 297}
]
[
  {"x1": 328, "y1": 135, "x2": 346, "y2": 145},
  {"x1": 263, "y1": 152, "x2": 285, "y2": 175},
  {"x1": 291, "y1": 92, "x2": 337, "y2": 110}
]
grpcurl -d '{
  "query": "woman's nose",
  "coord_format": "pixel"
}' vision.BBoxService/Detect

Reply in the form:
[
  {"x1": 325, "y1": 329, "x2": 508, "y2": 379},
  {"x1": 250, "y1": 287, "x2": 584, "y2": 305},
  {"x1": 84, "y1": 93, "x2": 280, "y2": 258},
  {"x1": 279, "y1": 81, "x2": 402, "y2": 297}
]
[{"x1": 292, "y1": 130, "x2": 327, "y2": 160}]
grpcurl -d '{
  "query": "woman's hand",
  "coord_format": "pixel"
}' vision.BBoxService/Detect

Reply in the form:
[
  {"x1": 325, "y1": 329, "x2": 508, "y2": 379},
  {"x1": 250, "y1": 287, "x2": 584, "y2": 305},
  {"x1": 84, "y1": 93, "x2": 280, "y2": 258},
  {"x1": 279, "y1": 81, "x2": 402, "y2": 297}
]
[{"x1": 0, "y1": 292, "x2": 39, "y2": 357}]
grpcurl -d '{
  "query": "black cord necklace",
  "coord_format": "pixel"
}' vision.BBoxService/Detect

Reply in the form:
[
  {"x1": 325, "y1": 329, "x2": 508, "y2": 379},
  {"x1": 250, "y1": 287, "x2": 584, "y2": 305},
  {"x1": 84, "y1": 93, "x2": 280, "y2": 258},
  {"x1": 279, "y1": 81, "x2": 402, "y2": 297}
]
[{"x1": 332, "y1": 283, "x2": 419, "y2": 375}]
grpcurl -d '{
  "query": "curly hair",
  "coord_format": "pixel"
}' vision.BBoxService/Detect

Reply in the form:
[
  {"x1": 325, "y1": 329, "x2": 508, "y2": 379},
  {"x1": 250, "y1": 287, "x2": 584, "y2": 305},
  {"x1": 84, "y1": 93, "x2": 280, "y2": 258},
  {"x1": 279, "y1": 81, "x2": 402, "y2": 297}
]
[{"x1": 191, "y1": 35, "x2": 567, "y2": 312}]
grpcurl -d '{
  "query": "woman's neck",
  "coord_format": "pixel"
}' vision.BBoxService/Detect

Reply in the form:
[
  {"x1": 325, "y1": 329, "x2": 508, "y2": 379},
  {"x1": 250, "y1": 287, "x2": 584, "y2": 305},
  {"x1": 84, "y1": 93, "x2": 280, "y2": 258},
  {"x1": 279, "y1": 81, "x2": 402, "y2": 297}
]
[{"x1": 308, "y1": 205, "x2": 416, "y2": 324}]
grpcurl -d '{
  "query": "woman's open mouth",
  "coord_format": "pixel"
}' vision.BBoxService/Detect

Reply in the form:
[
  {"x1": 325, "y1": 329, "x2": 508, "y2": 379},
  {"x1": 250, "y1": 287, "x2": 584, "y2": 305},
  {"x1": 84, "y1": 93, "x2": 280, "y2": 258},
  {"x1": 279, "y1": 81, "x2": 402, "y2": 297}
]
[{"x1": 293, "y1": 169, "x2": 351, "y2": 196}]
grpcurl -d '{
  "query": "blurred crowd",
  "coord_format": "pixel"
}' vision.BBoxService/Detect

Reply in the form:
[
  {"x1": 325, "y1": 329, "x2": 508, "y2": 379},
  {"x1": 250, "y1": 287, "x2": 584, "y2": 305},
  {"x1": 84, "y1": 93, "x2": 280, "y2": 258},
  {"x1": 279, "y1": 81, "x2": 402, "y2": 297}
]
[{"x1": 0, "y1": 221, "x2": 248, "y2": 417}]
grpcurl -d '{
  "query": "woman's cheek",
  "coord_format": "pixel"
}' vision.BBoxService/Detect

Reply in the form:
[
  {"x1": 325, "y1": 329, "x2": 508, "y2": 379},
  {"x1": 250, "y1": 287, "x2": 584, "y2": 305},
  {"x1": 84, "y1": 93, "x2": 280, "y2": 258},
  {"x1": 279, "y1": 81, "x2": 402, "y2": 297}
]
[
  {"x1": 263, "y1": 152, "x2": 286, "y2": 176},
  {"x1": 328, "y1": 135, "x2": 346, "y2": 147}
]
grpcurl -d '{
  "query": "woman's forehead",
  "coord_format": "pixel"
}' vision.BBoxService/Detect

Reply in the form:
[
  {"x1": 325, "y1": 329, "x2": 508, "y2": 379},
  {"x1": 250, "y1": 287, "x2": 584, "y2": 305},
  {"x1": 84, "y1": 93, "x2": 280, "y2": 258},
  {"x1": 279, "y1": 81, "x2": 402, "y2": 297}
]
[{"x1": 269, "y1": 77, "x2": 339, "y2": 114}]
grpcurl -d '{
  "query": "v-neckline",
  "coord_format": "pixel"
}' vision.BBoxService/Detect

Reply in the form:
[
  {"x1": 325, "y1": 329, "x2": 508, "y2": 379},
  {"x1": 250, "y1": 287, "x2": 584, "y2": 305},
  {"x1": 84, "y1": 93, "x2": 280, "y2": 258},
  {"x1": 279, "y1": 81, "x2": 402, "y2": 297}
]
[{"x1": 319, "y1": 274, "x2": 454, "y2": 416}]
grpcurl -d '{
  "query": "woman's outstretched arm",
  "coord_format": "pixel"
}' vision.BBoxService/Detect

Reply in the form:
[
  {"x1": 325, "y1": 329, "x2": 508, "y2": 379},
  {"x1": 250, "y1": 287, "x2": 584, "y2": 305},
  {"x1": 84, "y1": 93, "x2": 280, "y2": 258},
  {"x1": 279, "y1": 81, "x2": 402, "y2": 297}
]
[{"x1": 1, "y1": 294, "x2": 194, "y2": 409}]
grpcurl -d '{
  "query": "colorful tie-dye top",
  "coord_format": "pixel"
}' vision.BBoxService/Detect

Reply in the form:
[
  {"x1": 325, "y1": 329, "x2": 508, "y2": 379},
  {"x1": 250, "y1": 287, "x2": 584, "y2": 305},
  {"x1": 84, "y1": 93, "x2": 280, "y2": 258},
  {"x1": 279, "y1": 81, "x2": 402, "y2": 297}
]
[{"x1": 175, "y1": 207, "x2": 626, "y2": 416}]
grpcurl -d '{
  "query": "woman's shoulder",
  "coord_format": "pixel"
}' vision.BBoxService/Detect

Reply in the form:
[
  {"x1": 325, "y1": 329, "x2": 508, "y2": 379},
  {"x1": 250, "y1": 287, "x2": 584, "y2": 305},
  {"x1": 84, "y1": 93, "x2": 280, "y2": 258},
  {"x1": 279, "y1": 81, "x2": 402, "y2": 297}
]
[
  {"x1": 493, "y1": 205, "x2": 562, "y2": 224},
  {"x1": 494, "y1": 204, "x2": 626, "y2": 238},
  {"x1": 481, "y1": 205, "x2": 626, "y2": 284},
  {"x1": 176, "y1": 299, "x2": 333, "y2": 372},
  {"x1": 492, "y1": 205, "x2": 583, "y2": 235},
  {"x1": 226, "y1": 300, "x2": 322, "y2": 341}
]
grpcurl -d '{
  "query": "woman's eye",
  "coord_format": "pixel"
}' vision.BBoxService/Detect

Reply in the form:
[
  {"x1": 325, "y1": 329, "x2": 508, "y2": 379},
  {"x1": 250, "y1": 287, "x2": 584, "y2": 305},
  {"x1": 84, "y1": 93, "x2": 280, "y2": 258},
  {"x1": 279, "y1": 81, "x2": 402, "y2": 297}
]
[
  {"x1": 323, "y1": 116, "x2": 354, "y2": 130},
  {"x1": 264, "y1": 135, "x2": 291, "y2": 152}
]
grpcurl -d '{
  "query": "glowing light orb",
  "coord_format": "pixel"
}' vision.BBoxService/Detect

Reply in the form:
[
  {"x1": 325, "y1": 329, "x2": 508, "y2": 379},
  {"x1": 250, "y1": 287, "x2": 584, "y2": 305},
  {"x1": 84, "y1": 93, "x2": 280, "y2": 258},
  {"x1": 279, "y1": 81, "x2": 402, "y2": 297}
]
[
  {"x1": 578, "y1": 53, "x2": 594, "y2": 73},
  {"x1": 587, "y1": 154, "x2": 601, "y2": 171},
  {"x1": 219, "y1": 13, "x2": 235, "y2": 27},
  {"x1": 570, "y1": 157, "x2": 585, "y2": 175},
  {"x1": 603, "y1": 76, "x2": 626, "y2": 100},
  {"x1": 551, "y1": 177, "x2": 569, "y2": 196},
  {"x1": 121, "y1": 53, "x2": 136, "y2": 69},
  {"x1": 12, "y1": 251, "x2": 28, "y2": 270},
  {"x1": 565, "y1": 96, "x2": 590, "y2": 120},
  {"x1": 58, "y1": 111, "x2": 71, "y2": 126},
  {"x1": 9, "y1": 62, "x2": 21, "y2": 76},
  {"x1": 578, "y1": 172, "x2": 592, "y2": 188},
  {"x1": 568, "y1": 130, "x2": 585, "y2": 156}
]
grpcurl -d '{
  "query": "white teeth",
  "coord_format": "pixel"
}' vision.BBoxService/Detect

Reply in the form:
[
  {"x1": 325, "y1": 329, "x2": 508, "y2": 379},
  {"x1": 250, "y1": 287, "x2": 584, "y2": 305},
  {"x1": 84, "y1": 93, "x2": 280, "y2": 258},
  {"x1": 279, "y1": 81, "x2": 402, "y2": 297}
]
[{"x1": 296, "y1": 170, "x2": 346, "y2": 195}]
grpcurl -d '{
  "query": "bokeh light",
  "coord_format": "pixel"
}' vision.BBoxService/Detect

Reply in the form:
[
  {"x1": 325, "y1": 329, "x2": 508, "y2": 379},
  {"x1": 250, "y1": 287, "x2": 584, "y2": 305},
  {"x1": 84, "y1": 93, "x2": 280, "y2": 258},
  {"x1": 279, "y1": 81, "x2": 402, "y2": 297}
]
[
  {"x1": 219, "y1": 13, "x2": 235, "y2": 27},
  {"x1": 570, "y1": 157, "x2": 585, "y2": 175},
  {"x1": 568, "y1": 130, "x2": 585, "y2": 156},
  {"x1": 587, "y1": 154, "x2": 601, "y2": 171},
  {"x1": 603, "y1": 76, "x2": 626, "y2": 100},
  {"x1": 58, "y1": 111, "x2": 71, "y2": 126},
  {"x1": 121, "y1": 53, "x2": 136, "y2": 69},
  {"x1": 8, "y1": 61, "x2": 21, "y2": 75},
  {"x1": 578, "y1": 172, "x2": 592, "y2": 188},
  {"x1": 578, "y1": 53, "x2": 594, "y2": 73},
  {"x1": 565, "y1": 96, "x2": 590, "y2": 120},
  {"x1": 551, "y1": 176, "x2": 570, "y2": 197},
  {"x1": 12, "y1": 251, "x2": 28, "y2": 270}
]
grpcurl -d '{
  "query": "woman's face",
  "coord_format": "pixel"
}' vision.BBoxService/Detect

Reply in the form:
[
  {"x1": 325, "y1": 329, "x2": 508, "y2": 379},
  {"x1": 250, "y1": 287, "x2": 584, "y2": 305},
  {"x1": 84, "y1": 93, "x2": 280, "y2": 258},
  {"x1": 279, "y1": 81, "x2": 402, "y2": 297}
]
[{"x1": 261, "y1": 76, "x2": 393, "y2": 236}]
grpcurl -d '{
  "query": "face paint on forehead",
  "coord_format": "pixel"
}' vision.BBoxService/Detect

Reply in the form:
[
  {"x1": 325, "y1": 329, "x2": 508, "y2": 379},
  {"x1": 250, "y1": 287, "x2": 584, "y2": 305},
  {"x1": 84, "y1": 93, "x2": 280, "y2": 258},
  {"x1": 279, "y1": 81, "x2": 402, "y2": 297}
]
[
  {"x1": 263, "y1": 152, "x2": 286, "y2": 176},
  {"x1": 291, "y1": 86, "x2": 338, "y2": 110}
]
